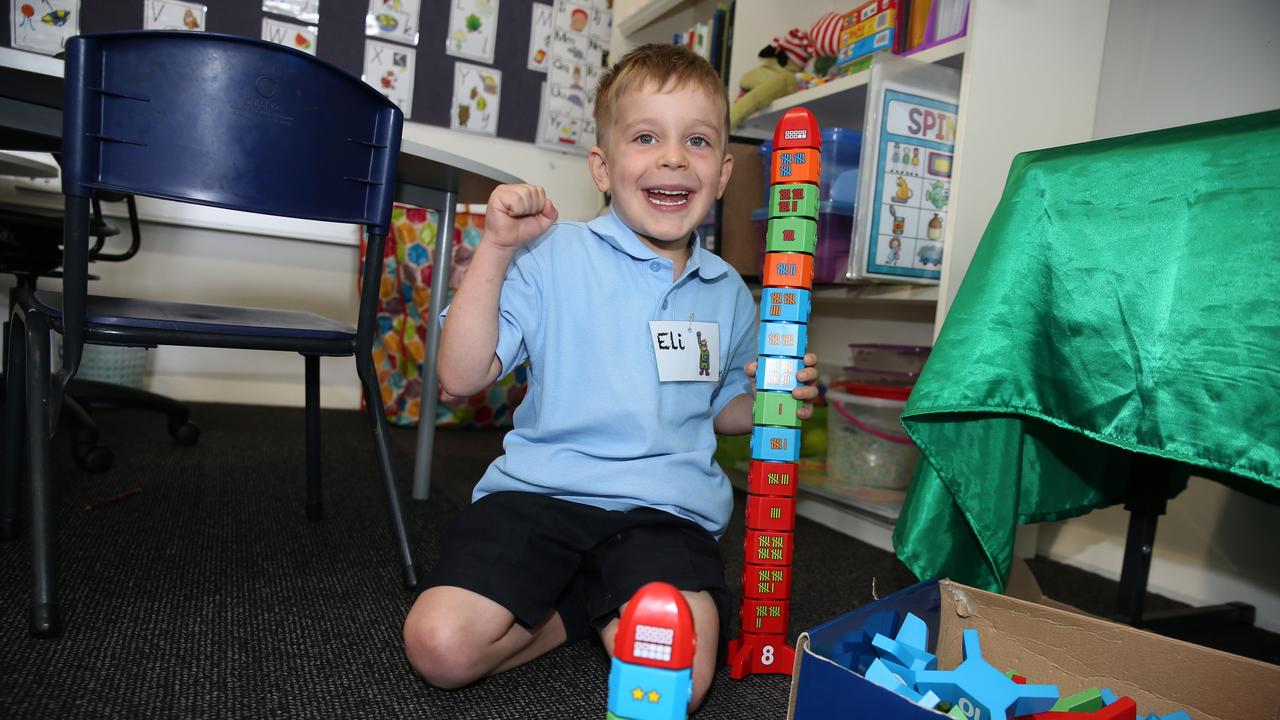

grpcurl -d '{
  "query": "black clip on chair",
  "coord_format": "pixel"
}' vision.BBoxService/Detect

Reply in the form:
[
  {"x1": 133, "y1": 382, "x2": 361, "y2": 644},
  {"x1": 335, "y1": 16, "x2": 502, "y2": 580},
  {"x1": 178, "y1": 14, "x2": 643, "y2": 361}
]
[{"x1": 4, "y1": 31, "x2": 416, "y2": 637}]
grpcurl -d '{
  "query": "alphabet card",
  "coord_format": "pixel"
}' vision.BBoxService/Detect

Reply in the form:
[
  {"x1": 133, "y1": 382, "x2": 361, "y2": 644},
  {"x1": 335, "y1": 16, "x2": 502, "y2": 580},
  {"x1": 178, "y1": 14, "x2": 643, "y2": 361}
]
[
  {"x1": 362, "y1": 39, "x2": 416, "y2": 118},
  {"x1": 450, "y1": 61, "x2": 501, "y2": 136},
  {"x1": 10, "y1": 0, "x2": 79, "y2": 56},
  {"x1": 262, "y1": 0, "x2": 317, "y2": 24},
  {"x1": 143, "y1": 0, "x2": 205, "y2": 31},
  {"x1": 535, "y1": 0, "x2": 608, "y2": 155},
  {"x1": 526, "y1": 2, "x2": 552, "y2": 72},
  {"x1": 262, "y1": 15, "x2": 316, "y2": 55},
  {"x1": 365, "y1": 0, "x2": 420, "y2": 47},
  {"x1": 445, "y1": 0, "x2": 499, "y2": 65}
]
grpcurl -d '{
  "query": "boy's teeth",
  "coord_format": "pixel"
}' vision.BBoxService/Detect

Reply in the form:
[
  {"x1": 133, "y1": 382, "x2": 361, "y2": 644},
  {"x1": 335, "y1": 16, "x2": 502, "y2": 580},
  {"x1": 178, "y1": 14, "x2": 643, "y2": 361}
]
[{"x1": 648, "y1": 189, "x2": 689, "y2": 206}]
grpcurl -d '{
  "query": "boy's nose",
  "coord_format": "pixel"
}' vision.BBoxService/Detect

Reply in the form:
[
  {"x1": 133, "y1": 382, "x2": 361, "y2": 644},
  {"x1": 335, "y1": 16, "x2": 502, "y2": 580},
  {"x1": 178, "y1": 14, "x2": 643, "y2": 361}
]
[{"x1": 658, "y1": 145, "x2": 688, "y2": 169}]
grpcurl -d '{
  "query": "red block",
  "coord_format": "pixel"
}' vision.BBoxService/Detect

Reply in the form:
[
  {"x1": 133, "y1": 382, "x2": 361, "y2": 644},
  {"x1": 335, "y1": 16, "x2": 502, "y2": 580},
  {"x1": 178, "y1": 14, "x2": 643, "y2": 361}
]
[
  {"x1": 744, "y1": 529, "x2": 794, "y2": 566},
  {"x1": 613, "y1": 582, "x2": 696, "y2": 670},
  {"x1": 748, "y1": 461, "x2": 799, "y2": 497},
  {"x1": 772, "y1": 107, "x2": 821, "y2": 150},
  {"x1": 746, "y1": 495, "x2": 796, "y2": 532},
  {"x1": 726, "y1": 633, "x2": 795, "y2": 679},
  {"x1": 742, "y1": 563, "x2": 793, "y2": 600},
  {"x1": 762, "y1": 252, "x2": 814, "y2": 289},
  {"x1": 740, "y1": 598, "x2": 789, "y2": 635},
  {"x1": 1023, "y1": 697, "x2": 1137, "y2": 720}
]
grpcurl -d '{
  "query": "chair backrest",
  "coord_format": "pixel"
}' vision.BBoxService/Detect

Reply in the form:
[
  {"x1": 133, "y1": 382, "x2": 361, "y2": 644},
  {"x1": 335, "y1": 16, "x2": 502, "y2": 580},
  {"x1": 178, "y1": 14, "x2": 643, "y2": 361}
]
[{"x1": 62, "y1": 32, "x2": 401, "y2": 238}]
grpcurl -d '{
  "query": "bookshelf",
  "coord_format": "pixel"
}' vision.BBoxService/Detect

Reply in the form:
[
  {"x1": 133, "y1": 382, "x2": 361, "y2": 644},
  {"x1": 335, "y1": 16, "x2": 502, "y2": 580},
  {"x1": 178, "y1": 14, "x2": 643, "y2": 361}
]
[{"x1": 615, "y1": 0, "x2": 1112, "y2": 533}]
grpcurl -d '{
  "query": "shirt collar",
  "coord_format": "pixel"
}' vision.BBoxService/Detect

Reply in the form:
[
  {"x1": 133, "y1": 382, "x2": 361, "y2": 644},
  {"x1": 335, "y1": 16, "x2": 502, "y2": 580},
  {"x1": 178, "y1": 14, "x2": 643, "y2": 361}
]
[{"x1": 587, "y1": 207, "x2": 730, "y2": 281}]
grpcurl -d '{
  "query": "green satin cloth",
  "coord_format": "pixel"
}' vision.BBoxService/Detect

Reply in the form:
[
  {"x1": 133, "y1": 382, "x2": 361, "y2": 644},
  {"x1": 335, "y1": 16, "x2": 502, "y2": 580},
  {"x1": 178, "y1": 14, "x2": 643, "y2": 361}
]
[{"x1": 893, "y1": 109, "x2": 1280, "y2": 592}]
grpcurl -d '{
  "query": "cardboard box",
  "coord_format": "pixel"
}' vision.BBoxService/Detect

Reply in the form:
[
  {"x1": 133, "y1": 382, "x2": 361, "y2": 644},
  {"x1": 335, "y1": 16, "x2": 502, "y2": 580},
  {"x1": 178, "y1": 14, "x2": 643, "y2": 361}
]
[{"x1": 786, "y1": 579, "x2": 1280, "y2": 720}]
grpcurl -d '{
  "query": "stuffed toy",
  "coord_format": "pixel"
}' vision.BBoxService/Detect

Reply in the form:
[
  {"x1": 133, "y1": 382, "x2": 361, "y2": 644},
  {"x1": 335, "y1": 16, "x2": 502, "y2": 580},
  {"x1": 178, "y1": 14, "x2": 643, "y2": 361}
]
[{"x1": 729, "y1": 12, "x2": 843, "y2": 129}]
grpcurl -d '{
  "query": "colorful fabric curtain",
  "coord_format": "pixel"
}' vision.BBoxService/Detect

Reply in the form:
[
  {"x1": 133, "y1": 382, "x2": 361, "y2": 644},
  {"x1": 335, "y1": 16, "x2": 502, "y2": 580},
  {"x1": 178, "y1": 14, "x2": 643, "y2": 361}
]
[{"x1": 359, "y1": 204, "x2": 527, "y2": 428}]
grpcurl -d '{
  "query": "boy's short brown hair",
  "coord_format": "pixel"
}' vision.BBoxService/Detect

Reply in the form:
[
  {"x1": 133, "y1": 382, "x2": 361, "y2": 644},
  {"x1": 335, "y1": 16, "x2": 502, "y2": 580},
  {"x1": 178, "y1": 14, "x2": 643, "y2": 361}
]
[{"x1": 593, "y1": 43, "x2": 729, "y2": 151}]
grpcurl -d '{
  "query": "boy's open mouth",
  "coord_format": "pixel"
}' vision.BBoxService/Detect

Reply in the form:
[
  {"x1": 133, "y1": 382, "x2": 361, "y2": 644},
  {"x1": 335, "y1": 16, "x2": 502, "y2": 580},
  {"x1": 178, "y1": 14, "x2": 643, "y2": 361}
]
[{"x1": 646, "y1": 188, "x2": 691, "y2": 207}]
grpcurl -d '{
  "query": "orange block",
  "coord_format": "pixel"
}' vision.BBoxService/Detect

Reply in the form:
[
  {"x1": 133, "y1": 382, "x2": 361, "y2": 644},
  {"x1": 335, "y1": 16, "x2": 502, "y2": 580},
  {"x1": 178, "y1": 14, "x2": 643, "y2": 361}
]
[
  {"x1": 770, "y1": 147, "x2": 821, "y2": 185},
  {"x1": 762, "y1": 252, "x2": 814, "y2": 289}
]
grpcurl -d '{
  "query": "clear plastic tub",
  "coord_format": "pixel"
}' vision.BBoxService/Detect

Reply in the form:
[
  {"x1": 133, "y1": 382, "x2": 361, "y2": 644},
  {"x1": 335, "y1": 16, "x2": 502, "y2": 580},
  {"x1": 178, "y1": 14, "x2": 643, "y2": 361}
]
[
  {"x1": 758, "y1": 127, "x2": 863, "y2": 205},
  {"x1": 752, "y1": 201, "x2": 853, "y2": 284},
  {"x1": 825, "y1": 384, "x2": 920, "y2": 493}
]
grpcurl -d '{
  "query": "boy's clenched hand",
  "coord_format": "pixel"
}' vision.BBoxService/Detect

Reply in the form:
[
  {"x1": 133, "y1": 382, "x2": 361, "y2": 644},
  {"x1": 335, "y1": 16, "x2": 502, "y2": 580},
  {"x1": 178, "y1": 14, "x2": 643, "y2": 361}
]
[{"x1": 485, "y1": 183, "x2": 559, "y2": 250}]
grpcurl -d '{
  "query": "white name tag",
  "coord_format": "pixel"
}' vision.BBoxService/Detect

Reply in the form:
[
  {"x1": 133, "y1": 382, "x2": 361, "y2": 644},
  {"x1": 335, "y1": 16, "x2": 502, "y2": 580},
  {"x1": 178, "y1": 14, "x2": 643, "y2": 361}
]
[{"x1": 649, "y1": 321, "x2": 720, "y2": 382}]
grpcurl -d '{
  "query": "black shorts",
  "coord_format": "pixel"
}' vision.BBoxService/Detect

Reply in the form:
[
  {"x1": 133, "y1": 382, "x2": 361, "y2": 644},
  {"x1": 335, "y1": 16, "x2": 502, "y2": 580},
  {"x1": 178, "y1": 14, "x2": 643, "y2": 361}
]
[{"x1": 423, "y1": 491, "x2": 732, "y2": 658}]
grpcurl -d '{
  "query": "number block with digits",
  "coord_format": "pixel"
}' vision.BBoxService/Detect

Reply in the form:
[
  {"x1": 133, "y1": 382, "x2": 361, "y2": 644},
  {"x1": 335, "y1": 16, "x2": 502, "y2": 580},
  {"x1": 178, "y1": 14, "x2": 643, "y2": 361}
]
[{"x1": 727, "y1": 107, "x2": 822, "y2": 681}]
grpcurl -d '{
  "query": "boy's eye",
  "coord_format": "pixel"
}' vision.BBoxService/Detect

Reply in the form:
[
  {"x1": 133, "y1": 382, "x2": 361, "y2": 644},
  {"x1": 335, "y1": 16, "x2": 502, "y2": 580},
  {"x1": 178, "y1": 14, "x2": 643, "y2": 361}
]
[
  {"x1": 635, "y1": 133, "x2": 656, "y2": 144},
  {"x1": 688, "y1": 136, "x2": 709, "y2": 148}
]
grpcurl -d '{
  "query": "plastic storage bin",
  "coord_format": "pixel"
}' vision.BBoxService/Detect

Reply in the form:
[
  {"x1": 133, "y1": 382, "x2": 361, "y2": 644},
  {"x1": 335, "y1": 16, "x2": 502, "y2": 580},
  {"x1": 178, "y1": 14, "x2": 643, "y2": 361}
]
[
  {"x1": 825, "y1": 384, "x2": 919, "y2": 493},
  {"x1": 843, "y1": 343, "x2": 931, "y2": 386},
  {"x1": 752, "y1": 202, "x2": 853, "y2": 283},
  {"x1": 758, "y1": 127, "x2": 863, "y2": 205}
]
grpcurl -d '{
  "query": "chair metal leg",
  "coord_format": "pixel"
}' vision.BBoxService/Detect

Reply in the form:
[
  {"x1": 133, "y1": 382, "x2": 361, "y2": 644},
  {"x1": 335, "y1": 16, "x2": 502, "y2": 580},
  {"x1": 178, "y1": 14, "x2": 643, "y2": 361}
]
[
  {"x1": 24, "y1": 311, "x2": 61, "y2": 638},
  {"x1": 2, "y1": 320, "x2": 27, "y2": 541},
  {"x1": 356, "y1": 352, "x2": 416, "y2": 590},
  {"x1": 304, "y1": 355, "x2": 322, "y2": 522}
]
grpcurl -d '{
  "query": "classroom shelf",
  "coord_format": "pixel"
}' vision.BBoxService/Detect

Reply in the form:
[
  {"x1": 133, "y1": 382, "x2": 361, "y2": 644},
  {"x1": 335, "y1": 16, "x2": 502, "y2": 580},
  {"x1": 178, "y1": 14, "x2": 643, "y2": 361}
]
[
  {"x1": 749, "y1": 282, "x2": 940, "y2": 306},
  {"x1": 734, "y1": 37, "x2": 969, "y2": 139},
  {"x1": 616, "y1": 0, "x2": 694, "y2": 36}
]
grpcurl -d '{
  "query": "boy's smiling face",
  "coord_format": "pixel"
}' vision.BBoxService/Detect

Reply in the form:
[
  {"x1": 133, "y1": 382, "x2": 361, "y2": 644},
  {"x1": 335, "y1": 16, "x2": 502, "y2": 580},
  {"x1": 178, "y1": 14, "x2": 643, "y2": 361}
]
[{"x1": 589, "y1": 81, "x2": 733, "y2": 256}]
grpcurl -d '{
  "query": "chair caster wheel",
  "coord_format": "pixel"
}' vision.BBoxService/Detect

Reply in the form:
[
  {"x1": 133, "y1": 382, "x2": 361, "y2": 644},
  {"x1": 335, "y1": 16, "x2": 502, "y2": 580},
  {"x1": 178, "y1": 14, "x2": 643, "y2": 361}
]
[
  {"x1": 170, "y1": 421, "x2": 200, "y2": 446},
  {"x1": 73, "y1": 445, "x2": 115, "y2": 473}
]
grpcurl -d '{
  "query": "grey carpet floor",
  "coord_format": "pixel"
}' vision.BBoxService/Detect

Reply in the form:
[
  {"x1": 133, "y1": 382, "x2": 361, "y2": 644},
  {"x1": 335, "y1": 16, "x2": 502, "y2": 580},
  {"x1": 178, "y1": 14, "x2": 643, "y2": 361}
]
[{"x1": 1, "y1": 402, "x2": 1275, "y2": 719}]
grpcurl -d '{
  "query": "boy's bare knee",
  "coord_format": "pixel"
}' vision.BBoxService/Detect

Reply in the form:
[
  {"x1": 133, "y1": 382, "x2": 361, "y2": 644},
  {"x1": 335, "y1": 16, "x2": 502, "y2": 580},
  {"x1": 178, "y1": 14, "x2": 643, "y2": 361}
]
[{"x1": 403, "y1": 608, "x2": 487, "y2": 689}]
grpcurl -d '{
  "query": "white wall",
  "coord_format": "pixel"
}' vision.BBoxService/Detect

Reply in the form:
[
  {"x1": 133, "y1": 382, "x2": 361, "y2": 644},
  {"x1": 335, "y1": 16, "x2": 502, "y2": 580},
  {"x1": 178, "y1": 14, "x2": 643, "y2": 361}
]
[{"x1": 1035, "y1": 0, "x2": 1280, "y2": 632}]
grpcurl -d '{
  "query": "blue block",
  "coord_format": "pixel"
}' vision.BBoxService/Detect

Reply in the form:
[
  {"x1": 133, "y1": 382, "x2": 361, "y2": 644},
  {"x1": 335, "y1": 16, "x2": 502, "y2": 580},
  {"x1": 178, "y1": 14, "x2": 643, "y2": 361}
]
[
  {"x1": 751, "y1": 426, "x2": 802, "y2": 462},
  {"x1": 759, "y1": 321, "x2": 808, "y2": 358},
  {"x1": 606, "y1": 658, "x2": 692, "y2": 720},
  {"x1": 913, "y1": 629, "x2": 1058, "y2": 719},
  {"x1": 760, "y1": 288, "x2": 813, "y2": 323},
  {"x1": 1100, "y1": 688, "x2": 1119, "y2": 706},
  {"x1": 896, "y1": 613, "x2": 929, "y2": 652},
  {"x1": 757, "y1": 355, "x2": 800, "y2": 392}
]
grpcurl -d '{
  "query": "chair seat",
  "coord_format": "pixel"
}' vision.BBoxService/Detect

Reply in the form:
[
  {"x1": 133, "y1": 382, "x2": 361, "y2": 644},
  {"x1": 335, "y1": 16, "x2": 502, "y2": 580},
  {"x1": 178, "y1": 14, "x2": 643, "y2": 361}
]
[{"x1": 32, "y1": 291, "x2": 356, "y2": 342}]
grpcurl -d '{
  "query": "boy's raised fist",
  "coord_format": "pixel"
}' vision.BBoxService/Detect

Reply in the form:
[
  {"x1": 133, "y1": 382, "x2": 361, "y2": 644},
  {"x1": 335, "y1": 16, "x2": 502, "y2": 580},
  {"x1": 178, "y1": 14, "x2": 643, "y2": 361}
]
[{"x1": 486, "y1": 183, "x2": 559, "y2": 250}]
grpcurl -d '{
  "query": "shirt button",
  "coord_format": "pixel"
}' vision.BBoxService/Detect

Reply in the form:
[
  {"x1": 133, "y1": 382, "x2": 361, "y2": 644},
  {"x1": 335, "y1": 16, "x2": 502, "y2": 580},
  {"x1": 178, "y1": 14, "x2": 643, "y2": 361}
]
[{"x1": 649, "y1": 261, "x2": 662, "y2": 272}]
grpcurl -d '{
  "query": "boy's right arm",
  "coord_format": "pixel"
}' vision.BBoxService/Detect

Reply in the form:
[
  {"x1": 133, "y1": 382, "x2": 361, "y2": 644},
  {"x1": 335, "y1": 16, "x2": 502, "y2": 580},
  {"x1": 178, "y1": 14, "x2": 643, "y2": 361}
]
[{"x1": 437, "y1": 184, "x2": 558, "y2": 398}]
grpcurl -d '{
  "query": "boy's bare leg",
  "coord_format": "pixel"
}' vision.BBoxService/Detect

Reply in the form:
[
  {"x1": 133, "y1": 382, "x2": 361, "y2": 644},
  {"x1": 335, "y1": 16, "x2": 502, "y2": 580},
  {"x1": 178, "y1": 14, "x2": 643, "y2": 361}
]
[
  {"x1": 599, "y1": 590, "x2": 720, "y2": 713},
  {"x1": 404, "y1": 586, "x2": 568, "y2": 689}
]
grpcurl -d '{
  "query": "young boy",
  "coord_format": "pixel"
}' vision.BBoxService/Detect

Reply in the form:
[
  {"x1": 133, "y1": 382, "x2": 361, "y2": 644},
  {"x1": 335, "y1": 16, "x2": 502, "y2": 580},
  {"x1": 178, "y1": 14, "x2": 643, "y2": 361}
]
[{"x1": 403, "y1": 44, "x2": 818, "y2": 711}]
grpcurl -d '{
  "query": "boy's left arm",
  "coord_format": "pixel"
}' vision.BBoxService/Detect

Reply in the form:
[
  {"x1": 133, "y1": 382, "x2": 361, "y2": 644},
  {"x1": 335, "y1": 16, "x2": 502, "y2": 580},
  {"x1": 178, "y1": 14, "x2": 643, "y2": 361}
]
[{"x1": 713, "y1": 353, "x2": 819, "y2": 435}]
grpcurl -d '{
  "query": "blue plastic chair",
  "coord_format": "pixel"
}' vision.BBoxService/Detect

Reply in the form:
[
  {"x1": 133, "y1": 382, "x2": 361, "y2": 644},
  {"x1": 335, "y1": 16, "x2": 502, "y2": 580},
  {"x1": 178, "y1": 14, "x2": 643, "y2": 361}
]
[{"x1": 3, "y1": 31, "x2": 414, "y2": 637}]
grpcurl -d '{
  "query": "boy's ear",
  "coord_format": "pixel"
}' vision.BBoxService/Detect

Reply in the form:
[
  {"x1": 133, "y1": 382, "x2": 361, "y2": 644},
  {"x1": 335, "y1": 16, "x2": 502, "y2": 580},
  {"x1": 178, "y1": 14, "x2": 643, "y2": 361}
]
[
  {"x1": 715, "y1": 152, "x2": 734, "y2": 199},
  {"x1": 588, "y1": 146, "x2": 610, "y2": 193}
]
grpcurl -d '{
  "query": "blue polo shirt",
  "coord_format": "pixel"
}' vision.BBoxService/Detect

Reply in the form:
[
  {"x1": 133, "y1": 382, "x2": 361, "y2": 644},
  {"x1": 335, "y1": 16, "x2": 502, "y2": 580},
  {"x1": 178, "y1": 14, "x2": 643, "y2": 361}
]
[{"x1": 442, "y1": 208, "x2": 758, "y2": 537}]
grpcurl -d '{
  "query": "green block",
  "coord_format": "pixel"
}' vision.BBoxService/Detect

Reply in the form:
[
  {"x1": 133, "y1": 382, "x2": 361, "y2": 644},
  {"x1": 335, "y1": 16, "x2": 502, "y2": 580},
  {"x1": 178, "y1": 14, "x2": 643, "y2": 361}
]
[
  {"x1": 769, "y1": 183, "x2": 819, "y2": 219},
  {"x1": 766, "y1": 217, "x2": 818, "y2": 254},
  {"x1": 754, "y1": 391, "x2": 801, "y2": 428},
  {"x1": 1051, "y1": 688, "x2": 1104, "y2": 713},
  {"x1": 947, "y1": 705, "x2": 966, "y2": 720}
]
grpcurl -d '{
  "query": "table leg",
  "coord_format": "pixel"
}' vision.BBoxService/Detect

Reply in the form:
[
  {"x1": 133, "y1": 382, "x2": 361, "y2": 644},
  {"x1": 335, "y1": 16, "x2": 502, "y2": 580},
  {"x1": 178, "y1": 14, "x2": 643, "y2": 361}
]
[{"x1": 411, "y1": 190, "x2": 457, "y2": 500}]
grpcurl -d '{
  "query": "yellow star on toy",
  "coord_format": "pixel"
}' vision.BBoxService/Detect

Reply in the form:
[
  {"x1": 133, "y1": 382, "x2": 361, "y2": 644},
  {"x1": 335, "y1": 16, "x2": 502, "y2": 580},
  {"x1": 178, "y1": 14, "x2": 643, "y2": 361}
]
[
  {"x1": 631, "y1": 688, "x2": 644, "y2": 700},
  {"x1": 648, "y1": 690, "x2": 661, "y2": 703}
]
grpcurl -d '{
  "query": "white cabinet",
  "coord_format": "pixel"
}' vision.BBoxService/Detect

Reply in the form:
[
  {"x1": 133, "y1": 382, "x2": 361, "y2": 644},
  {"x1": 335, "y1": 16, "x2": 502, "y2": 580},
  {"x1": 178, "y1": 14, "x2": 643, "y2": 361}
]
[{"x1": 612, "y1": 0, "x2": 1112, "y2": 545}]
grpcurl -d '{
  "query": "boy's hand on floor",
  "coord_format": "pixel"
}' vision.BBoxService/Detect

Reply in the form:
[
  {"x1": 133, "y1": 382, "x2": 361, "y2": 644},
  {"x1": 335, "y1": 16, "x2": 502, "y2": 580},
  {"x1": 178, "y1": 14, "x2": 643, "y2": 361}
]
[
  {"x1": 485, "y1": 183, "x2": 559, "y2": 251},
  {"x1": 744, "y1": 353, "x2": 820, "y2": 419}
]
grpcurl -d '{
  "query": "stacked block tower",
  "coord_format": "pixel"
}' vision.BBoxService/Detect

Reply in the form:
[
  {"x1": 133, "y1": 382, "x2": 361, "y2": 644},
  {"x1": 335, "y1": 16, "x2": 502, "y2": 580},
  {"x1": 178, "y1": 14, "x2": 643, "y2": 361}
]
[
  {"x1": 726, "y1": 107, "x2": 821, "y2": 680},
  {"x1": 606, "y1": 582, "x2": 697, "y2": 720}
]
